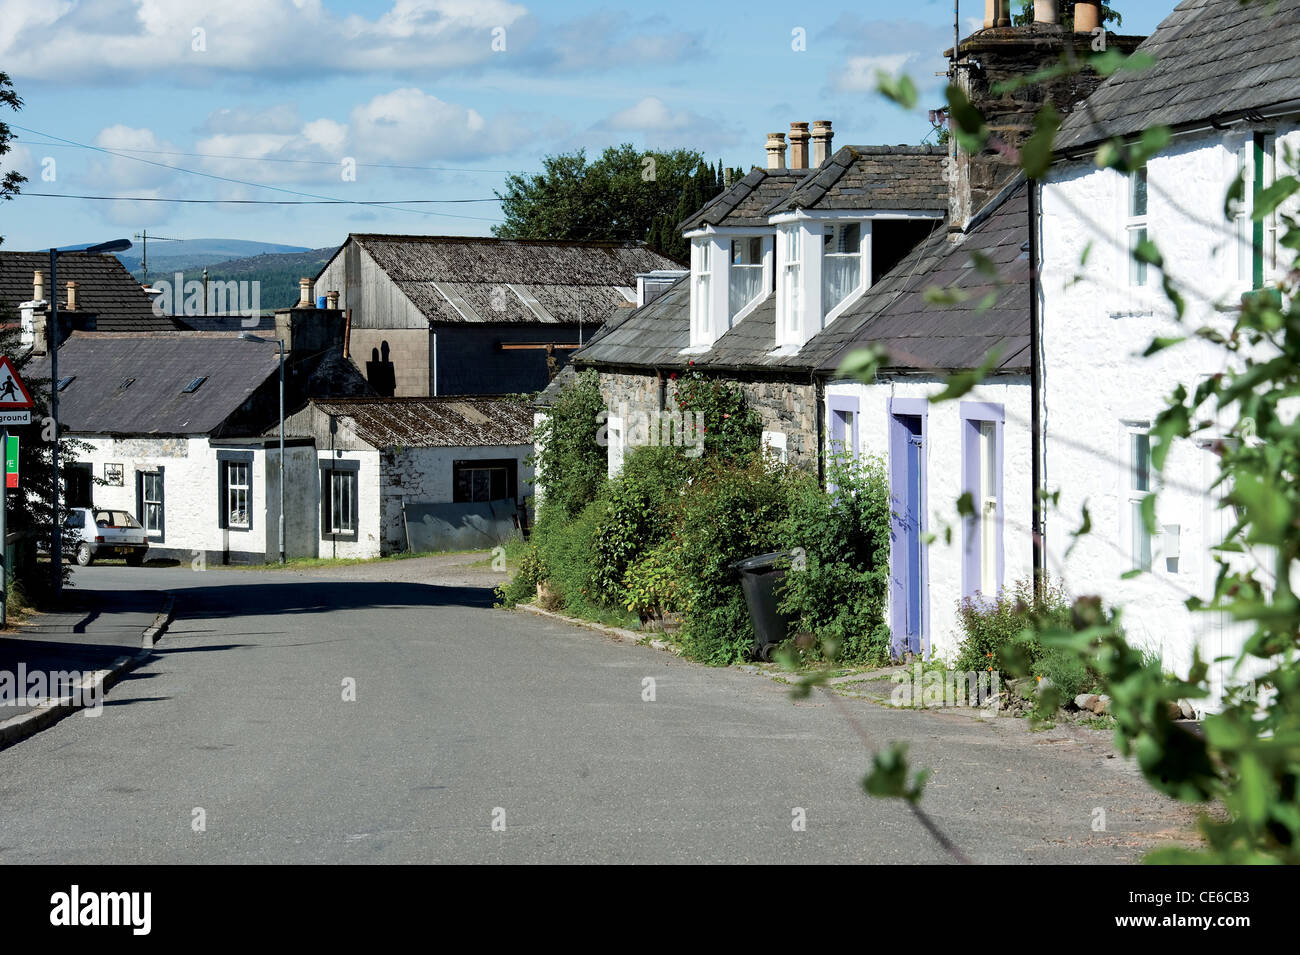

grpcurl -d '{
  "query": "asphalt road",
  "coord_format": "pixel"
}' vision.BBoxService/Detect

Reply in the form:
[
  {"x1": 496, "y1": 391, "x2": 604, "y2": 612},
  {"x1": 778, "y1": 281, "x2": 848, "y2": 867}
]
[{"x1": 0, "y1": 560, "x2": 1195, "y2": 863}]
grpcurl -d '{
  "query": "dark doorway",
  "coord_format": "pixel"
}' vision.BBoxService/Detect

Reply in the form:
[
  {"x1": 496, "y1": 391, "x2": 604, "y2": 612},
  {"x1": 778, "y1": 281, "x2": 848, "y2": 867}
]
[{"x1": 65, "y1": 462, "x2": 92, "y2": 508}]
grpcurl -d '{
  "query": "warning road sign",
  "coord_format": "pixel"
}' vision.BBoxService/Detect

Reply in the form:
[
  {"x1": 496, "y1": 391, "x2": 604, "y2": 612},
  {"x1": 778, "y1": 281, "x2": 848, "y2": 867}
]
[{"x1": 0, "y1": 355, "x2": 34, "y2": 411}]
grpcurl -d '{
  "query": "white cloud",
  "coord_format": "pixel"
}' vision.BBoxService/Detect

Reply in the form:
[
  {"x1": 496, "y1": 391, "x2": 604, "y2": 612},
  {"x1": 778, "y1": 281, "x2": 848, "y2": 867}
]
[
  {"x1": 0, "y1": 0, "x2": 531, "y2": 82},
  {"x1": 0, "y1": 0, "x2": 699, "y2": 84},
  {"x1": 833, "y1": 52, "x2": 922, "y2": 94}
]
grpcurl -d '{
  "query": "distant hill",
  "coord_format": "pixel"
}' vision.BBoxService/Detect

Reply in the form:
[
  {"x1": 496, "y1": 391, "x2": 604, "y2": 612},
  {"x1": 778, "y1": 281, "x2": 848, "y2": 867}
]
[
  {"x1": 133, "y1": 245, "x2": 338, "y2": 311},
  {"x1": 118, "y1": 238, "x2": 312, "y2": 277}
]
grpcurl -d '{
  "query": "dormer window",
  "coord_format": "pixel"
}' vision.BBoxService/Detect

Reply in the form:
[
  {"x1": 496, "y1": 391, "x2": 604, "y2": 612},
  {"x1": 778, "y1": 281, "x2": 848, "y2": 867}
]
[
  {"x1": 728, "y1": 236, "x2": 766, "y2": 317},
  {"x1": 823, "y1": 221, "x2": 864, "y2": 313},
  {"x1": 780, "y1": 225, "x2": 803, "y2": 339},
  {"x1": 691, "y1": 238, "x2": 714, "y2": 343}
]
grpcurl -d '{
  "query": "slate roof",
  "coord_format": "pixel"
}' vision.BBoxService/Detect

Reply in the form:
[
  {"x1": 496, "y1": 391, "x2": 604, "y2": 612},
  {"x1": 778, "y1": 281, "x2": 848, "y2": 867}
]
[
  {"x1": 532, "y1": 364, "x2": 576, "y2": 408},
  {"x1": 311, "y1": 396, "x2": 534, "y2": 449},
  {"x1": 1055, "y1": 0, "x2": 1300, "y2": 152},
  {"x1": 321, "y1": 235, "x2": 678, "y2": 326},
  {"x1": 574, "y1": 180, "x2": 1029, "y2": 376},
  {"x1": 0, "y1": 252, "x2": 179, "y2": 331},
  {"x1": 26, "y1": 332, "x2": 280, "y2": 436},
  {"x1": 769, "y1": 146, "x2": 949, "y2": 213},
  {"x1": 679, "y1": 169, "x2": 813, "y2": 230},
  {"x1": 821, "y1": 180, "x2": 1031, "y2": 375}
]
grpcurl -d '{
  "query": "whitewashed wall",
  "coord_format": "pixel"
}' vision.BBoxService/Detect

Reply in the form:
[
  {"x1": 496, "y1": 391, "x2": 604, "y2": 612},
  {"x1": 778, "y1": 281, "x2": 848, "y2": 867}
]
[
  {"x1": 72, "y1": 436, "x2": 318, "y2": 563},
  {"x1": 1039, "y1": 122, "x2": 1300, "y2": 701},
  {"x1": 825, "y1": 375, "x2": 1033, "y2": 658}
]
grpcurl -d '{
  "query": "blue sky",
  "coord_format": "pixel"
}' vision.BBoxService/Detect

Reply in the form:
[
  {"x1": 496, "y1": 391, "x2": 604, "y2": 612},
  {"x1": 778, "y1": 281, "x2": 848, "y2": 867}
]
[{"x1": 0, "y1": 0, "x2": 1172, "y2": 252}]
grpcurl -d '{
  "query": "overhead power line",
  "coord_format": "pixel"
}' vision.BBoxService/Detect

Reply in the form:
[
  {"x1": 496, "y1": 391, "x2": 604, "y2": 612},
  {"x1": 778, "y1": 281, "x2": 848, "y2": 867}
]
[
  {"x1": 15, "y1": 134, "x2": 522, "y2": 175},
  {"x1": 24, "y1": 192, "x2": 503, "y2": 206},
  {"x1": 9, "y1": 124, "x2": 504, "y2": 222}
]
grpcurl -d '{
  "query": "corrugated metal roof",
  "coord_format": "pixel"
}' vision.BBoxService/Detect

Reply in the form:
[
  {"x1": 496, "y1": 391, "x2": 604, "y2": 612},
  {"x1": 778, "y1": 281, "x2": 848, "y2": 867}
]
[
  {"x1": 326, "y1": 235, "x2": 677, "y2": 326},
  {"x1": 0, "y1": 252, "x2": 179, "y2": 331},
  {"x1": 311, "y1": 396, "x2": 534, "y2": 448},
  {"x1": 1055, "y1": 0, "x2": 1300, "y2": 151}
]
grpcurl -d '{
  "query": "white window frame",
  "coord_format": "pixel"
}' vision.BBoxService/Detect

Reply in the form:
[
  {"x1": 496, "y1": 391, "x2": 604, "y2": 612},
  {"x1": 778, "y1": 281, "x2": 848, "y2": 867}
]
[
  {"x1": 690, "y1": 238, "x2": 713, "y2": 346},
  {"x1": 1126, "y1": 166, "x2": 1150, "y2": 287},
  {"x1": 1122, "y1": 421, "x2": 1154, "y2": 573},
  {"x1": 141, "y1": 470, "x2": 163, "y2": 537},
  {"x1": 822, "y1": 220, "x2": 866, "y2": 317},
  {"x1": 977, "y1": 421, "x2": 999, "y2": 596},
  {"x1": 226, "y1": 460, "x2": 250, "y2": 530},
  {"x1": 780, "y1": 225, "x2": 802, "y2": 338},
  {"x1": 761, "y1": 429, "x2": 788, "y2": 464},
  {"x1": 328, "y1": 469, "x2": 356, "y2": 534}
]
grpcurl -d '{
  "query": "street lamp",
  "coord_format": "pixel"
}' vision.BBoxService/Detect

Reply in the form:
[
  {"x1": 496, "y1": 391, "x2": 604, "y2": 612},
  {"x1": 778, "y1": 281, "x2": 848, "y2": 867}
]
[
  {"x1": 49, "y1": 238, "x2": 131, "y2": 595},
  {"x1": 239, "y1": 332, "x2": 286, "y2": 565}
]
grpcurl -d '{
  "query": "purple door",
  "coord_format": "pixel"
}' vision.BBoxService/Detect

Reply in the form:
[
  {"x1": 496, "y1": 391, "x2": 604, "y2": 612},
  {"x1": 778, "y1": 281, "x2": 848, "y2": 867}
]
[{"x1": 889, "y1": 407, "x2": 926, "y2": 658}]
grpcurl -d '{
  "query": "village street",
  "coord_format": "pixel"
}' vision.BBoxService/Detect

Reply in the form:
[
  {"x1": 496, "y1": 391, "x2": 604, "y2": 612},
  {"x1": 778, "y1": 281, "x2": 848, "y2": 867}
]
[{"x1": 0, "y1": 558, "x2": 1195, "y2": 864}]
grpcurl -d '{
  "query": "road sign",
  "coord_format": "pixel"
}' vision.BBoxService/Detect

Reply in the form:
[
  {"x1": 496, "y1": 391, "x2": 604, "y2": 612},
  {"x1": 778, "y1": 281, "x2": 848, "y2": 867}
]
[
  {"x1": 0, "y1": 355, "x2": 34, "y2": 411},
  {"x1": 4, "y1": 436, "x2": 15, "y2": 489}
]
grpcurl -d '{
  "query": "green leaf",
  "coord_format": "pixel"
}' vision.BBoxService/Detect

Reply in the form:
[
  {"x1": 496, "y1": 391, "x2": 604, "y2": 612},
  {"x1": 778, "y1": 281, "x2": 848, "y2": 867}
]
[
  {"x1": 837, "y1": 346, "x2": 884, "y2": 383},
  {"x1": 877, "y1": 72, "x2": 918, "y2": 111},
  {"x1": 1252, "y1": 175, "x2": 1300, "y2": 220},
  {"x1": 1140, "y1": 492, "x2": 1158, "y2": 536},
  {"x1": 1142, "y1": 336, "x2": 1185, "y2": 357},
  {"x1": 1091, "y1": 49, "x2": 1156, "y2": 77},
  {"x1": 930, "y1": 350, "x2": 1001, "y2": 403},
  {"x1": 1020, "y1": 103, "x2": 1061, "y2": 179},
  {"x1": 945, "y1": 85, "x2": 988, "y2": 154},
  {"x1": 956, "y1": 492, "x2": 975, "y2": 518},
  {"x1": 923, "y1": 285, "x2": 970, "y2": 305}
]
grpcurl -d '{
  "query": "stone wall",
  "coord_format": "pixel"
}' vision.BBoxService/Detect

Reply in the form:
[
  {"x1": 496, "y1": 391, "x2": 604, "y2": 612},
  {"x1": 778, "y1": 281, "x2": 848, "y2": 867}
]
[{"x1": 596, "y1": 368, "x2": 821, "y2": 471}]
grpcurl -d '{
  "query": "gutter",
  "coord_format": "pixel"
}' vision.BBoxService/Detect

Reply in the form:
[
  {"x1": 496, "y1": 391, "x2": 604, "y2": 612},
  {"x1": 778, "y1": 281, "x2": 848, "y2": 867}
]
[{"x1": 1028, "y1": 178, "x2": 1045, "y2": 596}]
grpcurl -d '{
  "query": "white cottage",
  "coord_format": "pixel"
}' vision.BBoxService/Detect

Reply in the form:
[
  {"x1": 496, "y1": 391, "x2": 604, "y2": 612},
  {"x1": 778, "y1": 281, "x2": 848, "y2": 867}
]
[{"x1": 1037, "y1": 0, "x2": 1300, "y2": 700}]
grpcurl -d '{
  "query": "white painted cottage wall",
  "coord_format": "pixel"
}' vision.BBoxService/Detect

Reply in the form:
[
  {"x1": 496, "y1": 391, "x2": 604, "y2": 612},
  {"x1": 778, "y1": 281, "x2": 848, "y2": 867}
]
[
  {"x1": 1039, "y1": 123, "x2": 1300, "y2": 698},
  {"x1": 825, "y1": 375, "x2": 1033, "y2": 658},
  {"x1": 315, "y1": 448, "x2": 383, "y2": 560}
]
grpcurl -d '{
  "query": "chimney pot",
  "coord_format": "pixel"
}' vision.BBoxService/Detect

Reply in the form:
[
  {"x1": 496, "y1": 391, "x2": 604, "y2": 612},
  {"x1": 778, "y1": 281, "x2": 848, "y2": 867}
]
[
  {"x1": 1034, "y1": 0, "x2": 1058, "y2": 24},
  {"x1": 1074, "y1": 0, "x2": 1101, "y2": 32},
  {"x1": 811, "y1": 120, "x2": 834, "y2": 167},
  {"x1": 298, "y1": 277, "x2": 313, "y2": 308},
  {"x1": 788, "y1": 122, "x2": 810, "y2": 170},
  {"x1": 33, "y1": 270, "x2": 45, "y2": 303},
  {"x1": 326, "y1": 290, "x2": 340, "y2": 310},
  {"x1": 765, "y1": 132, "x2": 788, "y2": 170},
  {"x1": 984, "y1": 0, "x2": 1012, "y2": 28},
  {"x1": 66, "y1": 280, "x2": 78, "y2": 311}
]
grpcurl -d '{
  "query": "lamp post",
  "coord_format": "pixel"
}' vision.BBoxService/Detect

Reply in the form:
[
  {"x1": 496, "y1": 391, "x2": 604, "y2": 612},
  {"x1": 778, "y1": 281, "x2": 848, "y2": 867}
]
[
  {"x1": 49, "y1": 238, "x2": 131, "y2": 595},
  {"x1": 239, "y1": 332, "x2": 286, "y2": 564}
]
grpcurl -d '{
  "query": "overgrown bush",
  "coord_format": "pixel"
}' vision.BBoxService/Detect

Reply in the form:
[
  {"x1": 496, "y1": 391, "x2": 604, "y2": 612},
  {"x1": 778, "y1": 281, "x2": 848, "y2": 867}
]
[
  {"x1": 675, "y1": 456, "x2": 800, "y2": 664},
  {"x1": 532, "y1": 368, "x2": 607, "y2": 519},
  {"x1": 776, "y1": 454, "x2": 892, "y2": 665},
  {"x1": 952, "y1": 576, "x2": 1073, "y2": 674},
  {"x1": 1031, "y1": 646, "x2": 1100, "y2": 700},
  {"x1": 590, "y1": 446, "x2": 691, "y2": 603},
  {"x1": 672, "y1": 367, "x2": 762, "y2": 463},
  {"x1": 494, "y1": 543, "x2": 545, "y2": 607},
  {"x1": 623, "y1": 538, "x2": 687, "y2": 625}
]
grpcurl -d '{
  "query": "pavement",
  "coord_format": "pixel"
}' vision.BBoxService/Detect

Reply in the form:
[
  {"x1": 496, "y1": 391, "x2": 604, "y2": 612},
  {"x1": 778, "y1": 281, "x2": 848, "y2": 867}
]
[
  {"x1": 0, "y1": 555, "x2": 1200, "y2": 864},
  {"x1": 0, "y1": 574, "x2": 171, "y2": 735}
]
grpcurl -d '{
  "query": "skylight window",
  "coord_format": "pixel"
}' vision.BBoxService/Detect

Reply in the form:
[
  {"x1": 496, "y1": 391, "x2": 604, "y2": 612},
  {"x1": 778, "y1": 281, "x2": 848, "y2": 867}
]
[
  {"x1": 56, "y1": 376, "x2": 75, "y2": 391},
  {"x1": 119, "y1": 377, "x2": 135, "y2": 391},
  {"x1": 182, "y1": 376, "x2": 208, "y2": 394}
]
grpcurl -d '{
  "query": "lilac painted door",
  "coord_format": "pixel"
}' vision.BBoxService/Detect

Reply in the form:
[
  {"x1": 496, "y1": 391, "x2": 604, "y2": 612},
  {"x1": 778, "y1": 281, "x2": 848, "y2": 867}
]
[{"x1": 890, "y1": 411, "x2": 925, "y2": 657}]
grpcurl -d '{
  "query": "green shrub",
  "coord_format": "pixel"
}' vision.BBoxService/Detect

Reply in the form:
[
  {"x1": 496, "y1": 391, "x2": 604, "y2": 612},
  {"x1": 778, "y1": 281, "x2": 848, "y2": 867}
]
[
  {"x1": 494, "y1": 544, "x2": 545, "y2": 607},
  {"x1": 623, "y1": 538, "x2": 687, "y2": 624},
  {"x1": 528, "y1": 500, "x2": 638, "y2": 627},
  {"x1": 676, "y1": 456, "x2": 799, "y2": 664},
  {"x1": 1031, "y1": 645, "x2": 1100, "y2": 700},
  {"x1": 533, "y1": 369, "x2": 607, "y2": 519},
  {"x1": 953, "y1": 576, "x2": 1073, "y2": 674},
  {"x1": 776, "y1": 454, "x2": 892, "y2": 665},
  {"x1": 590, "y1": 446, "x2": 691, "y2": 603},
  {"x1": 671, "y1": 368, "x2": 763, "y2": 464}
]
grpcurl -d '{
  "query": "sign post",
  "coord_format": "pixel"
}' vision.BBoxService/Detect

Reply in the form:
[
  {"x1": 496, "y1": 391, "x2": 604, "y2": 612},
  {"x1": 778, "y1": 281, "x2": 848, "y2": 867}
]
[{"x1": 0, "y1": 355, "x2": 35, "y2": 628}]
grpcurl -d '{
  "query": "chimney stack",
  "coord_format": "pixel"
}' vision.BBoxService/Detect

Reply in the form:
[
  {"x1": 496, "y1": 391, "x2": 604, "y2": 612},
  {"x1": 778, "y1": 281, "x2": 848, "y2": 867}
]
[
  {"x1": 65, "y1": 281, "x2": 78, "y2": 311},
  {"x1": 811, "y1": 120, "x2": 834, "y2": 167},
  {"x1": 765, "y1": 132, "x2": 787, "y2": 169},
  {"x1": 298, "y1": 277, "x2": 313, "y2": 308},
  {"x1": 983, "y1": 0, "x2": 1010, "y2": 28},
  {"x1": 1034, "y1": 0, "x2": 1058, "y2": 24},
  {"x1": 33, "y1": 270, "x2": 45, "y2": 304},
  {"x1": 1074, "y1": 1, "x2": 1101, "y2": 32},
  {"x1": 788, "y1": 122, "x2": 810, "y2": 169}
]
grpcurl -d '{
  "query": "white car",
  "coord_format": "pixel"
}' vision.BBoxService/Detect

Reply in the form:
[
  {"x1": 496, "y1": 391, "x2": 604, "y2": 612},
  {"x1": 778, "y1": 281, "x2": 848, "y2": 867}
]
[{"x1": 63, "y1": 507, "x2": 149, "y2": 566}]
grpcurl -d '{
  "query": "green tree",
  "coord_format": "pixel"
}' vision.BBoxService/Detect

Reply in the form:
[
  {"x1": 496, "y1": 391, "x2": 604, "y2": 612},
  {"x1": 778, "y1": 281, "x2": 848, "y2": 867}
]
[
  {"x1": 1, "y1": 72, "x2": 28, "y2": 239},
  {"x1": 494, "y1": 144, "x2": 739, "y2": 263},
  {"x1": 1012, "y1": 1, "x2": 1122, "y2": 28}
]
